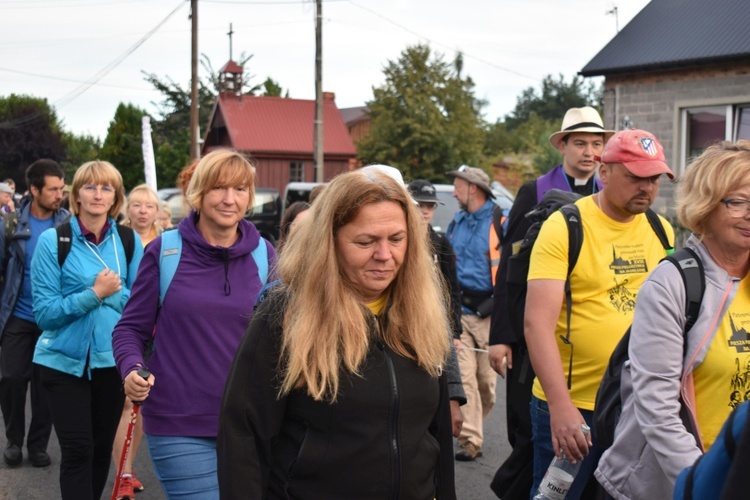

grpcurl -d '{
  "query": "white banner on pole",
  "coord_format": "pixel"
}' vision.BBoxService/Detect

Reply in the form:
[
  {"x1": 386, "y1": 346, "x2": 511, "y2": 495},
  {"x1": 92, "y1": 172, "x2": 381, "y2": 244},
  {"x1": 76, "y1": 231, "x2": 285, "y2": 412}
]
[{"x1": 142, "y1": 116, "x2": 158, "y2": 192}]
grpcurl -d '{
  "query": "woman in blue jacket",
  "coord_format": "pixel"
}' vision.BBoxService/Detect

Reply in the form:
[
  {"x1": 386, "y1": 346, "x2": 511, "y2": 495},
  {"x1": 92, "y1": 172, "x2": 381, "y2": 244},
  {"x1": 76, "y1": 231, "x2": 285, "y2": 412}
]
[{"x1": 31, "y1": 160, "x2": 143, "y2": 500}]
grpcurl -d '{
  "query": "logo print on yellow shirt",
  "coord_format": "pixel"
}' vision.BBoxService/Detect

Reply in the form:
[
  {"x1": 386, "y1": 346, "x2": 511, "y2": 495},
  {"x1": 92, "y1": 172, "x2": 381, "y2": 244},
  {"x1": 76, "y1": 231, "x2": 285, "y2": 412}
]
[
  {"x1": 728, "y1": 358, "x2": 750, "y2": 408},
  {"x1": 608, "y1": 277, "x2": 637, "y2": 314},
  {"x1": 608, "y1": 245, "x2": 649, "y2": 274},
  {"x1": 728, "y1": 312, "x2": 750, "y2": 353}
]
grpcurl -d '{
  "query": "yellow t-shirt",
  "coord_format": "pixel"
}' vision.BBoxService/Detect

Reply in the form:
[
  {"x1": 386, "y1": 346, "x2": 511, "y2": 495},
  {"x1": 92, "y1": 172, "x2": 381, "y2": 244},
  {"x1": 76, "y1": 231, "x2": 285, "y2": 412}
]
[
  {"x1": 529, "y1": 196, "x2": 674, "y2": 410},
  {"x1": 694, "y1": 274, "x2": 750, "y2": 449},
  {"x1": 366, "y1": 295, "x2": 387, "y2": 316}
]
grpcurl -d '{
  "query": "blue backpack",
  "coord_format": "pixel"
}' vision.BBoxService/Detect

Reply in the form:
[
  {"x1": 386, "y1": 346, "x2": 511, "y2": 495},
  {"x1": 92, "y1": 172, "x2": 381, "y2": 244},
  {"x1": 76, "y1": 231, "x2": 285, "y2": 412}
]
[{"x1": 157, "y1": 229, "x2": 269, "y2": 306}]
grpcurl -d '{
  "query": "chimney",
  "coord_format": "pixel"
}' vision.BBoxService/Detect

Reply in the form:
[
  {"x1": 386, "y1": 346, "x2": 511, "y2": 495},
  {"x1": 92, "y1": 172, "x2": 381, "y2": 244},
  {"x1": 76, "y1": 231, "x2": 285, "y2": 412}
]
[{"x1": 323, "y1": 92, "x2": 335, "y2": 101}]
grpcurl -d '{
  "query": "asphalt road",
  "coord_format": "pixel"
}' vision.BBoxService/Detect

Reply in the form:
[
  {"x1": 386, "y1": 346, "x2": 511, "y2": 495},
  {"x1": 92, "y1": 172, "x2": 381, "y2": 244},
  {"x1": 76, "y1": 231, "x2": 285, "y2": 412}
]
[{"x1": 0, "y1": 375, "x2": 511, "y2": 499}]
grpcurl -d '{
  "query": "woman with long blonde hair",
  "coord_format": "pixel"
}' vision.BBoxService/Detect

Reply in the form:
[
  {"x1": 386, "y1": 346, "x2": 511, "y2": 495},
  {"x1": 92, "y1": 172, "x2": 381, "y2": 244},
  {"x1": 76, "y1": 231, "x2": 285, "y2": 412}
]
[{"x1": 218, "y1": 166, "x2": 456, "y2": 499}]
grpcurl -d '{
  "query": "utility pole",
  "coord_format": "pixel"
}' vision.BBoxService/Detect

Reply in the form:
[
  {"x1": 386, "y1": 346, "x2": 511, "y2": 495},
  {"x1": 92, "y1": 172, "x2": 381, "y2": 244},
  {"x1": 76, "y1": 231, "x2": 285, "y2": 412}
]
[
  {"x1": 189, "y1": 0, "x2": 200, "y2": 161},
  {"x1": 313, "y1": 0, "x2": 324, "y2": 182}
]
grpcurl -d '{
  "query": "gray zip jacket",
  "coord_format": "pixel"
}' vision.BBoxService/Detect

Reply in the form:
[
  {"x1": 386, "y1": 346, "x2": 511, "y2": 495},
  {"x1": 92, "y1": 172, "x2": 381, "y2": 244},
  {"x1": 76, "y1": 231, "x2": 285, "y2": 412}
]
[{"x1": 595, "y1": 236, "x2": 741, "y2": 500}]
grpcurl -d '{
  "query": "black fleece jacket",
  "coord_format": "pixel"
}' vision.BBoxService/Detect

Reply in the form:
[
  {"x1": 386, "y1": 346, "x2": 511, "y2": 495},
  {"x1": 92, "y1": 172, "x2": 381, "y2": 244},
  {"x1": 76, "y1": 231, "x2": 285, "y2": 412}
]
[{"x1": 217, "y1": 291, "x2": 456, "y2": 500}]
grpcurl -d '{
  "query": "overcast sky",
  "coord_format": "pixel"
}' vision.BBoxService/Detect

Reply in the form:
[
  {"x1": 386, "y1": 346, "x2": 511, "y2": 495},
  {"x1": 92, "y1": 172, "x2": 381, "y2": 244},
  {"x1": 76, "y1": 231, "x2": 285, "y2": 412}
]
[{"x1": 1, "y1": 0, "x2": 650, "y2": 141}]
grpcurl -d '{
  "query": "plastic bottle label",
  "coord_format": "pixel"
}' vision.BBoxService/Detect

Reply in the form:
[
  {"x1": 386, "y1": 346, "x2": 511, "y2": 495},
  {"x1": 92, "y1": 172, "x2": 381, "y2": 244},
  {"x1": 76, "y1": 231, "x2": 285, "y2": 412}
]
[{"x1": 538, "y1": 467, "x2": 575, "y2": 500}]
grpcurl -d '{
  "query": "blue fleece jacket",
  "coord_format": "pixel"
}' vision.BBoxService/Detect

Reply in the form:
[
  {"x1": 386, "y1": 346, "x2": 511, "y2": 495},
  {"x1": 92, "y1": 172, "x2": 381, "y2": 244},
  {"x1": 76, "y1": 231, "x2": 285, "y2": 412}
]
[
  {"x1": 31, "y1": 216, "x2": 144, "y2": 377},
  {"x1": 112, "y1": 211, "x2": 276, "y2": 438}
]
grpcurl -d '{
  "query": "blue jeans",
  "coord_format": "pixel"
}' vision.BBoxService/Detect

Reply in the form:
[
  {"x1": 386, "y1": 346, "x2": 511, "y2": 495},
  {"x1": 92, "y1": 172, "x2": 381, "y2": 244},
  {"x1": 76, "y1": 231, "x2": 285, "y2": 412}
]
[
  {"x1": 146, "y1": 435, "x2": 219, "y2": 499},
  {"x1": 530, "y1": 396, "x2": 603, "y2": 500}
]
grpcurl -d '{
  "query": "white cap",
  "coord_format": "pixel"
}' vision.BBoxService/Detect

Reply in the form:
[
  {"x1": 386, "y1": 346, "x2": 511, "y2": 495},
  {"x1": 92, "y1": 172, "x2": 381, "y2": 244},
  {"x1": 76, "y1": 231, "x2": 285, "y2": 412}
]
[{"x1": 359, "y1": 164, "x2": 405, "y2": 186}]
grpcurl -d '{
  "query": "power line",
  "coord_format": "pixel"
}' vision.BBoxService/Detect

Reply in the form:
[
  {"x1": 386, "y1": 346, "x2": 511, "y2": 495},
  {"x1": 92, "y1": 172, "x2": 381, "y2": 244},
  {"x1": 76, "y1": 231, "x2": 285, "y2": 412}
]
[
  {"x1": 347, "y1": 1, "x2": 537, "y2": 82},
  {"x1": 0, "y1": 67, "x2": 152, "y2": 91},
  {"x1": 0, "y1": 0, "x2": 188, "y2": 130}
]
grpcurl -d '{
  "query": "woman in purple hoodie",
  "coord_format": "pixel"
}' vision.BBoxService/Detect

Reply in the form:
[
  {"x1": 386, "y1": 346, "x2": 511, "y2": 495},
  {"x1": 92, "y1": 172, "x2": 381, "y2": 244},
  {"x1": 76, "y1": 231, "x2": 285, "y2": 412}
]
[{"x1": 112, "y1": 149, "x2": 276, "y2": 499}]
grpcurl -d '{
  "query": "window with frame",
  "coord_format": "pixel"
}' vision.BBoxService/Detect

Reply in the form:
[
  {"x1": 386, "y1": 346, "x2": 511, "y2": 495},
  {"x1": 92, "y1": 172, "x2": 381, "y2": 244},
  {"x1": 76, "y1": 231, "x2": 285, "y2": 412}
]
[
  {"x1": 680, "y1": 104, "x2": 750, "y2": 171},
  {"x1": 289, "y1": 161, "x2": 305, "y2": 183}
]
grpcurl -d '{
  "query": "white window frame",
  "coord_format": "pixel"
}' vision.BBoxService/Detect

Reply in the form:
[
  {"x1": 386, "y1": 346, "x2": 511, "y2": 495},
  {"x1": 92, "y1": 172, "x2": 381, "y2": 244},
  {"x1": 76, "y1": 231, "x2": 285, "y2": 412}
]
[{"x1": 675, "y1": 97, "x2": 750, "y2": 173}]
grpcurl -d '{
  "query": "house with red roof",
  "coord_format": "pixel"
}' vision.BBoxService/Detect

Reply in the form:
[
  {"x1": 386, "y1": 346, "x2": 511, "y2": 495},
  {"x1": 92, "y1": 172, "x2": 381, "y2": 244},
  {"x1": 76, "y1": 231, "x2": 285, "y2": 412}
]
[{"x1": 202, "y1": 61, "x2": 357, "y2": 193}]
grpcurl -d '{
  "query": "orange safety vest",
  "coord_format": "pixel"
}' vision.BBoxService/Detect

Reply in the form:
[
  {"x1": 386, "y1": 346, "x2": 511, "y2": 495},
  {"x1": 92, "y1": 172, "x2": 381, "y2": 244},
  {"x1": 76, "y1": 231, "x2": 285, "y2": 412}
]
[{"x1": 489, "y1": 218, "x2": 503, "y2": 286}]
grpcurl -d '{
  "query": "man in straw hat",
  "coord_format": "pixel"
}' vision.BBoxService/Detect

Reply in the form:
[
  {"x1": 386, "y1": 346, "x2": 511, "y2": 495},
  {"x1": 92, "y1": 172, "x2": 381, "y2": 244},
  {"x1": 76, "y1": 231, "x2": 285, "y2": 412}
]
[
  {"x1": 524, "y1": 129, "x2": 674, "y2": 498},
  {"x1": 445, "y1": 165, "x2": 500, "y2": 461},
  {"x1": 488, "y1": 106, "x2": 614, "y2": 498}
]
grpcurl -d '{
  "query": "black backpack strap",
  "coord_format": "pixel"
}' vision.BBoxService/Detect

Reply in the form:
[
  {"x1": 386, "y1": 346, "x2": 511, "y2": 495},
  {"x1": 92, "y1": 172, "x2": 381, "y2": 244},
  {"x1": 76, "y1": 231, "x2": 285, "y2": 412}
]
[
  {"x1": 664, "y1": 247, "x2": 706, "y2": 356},
  {"x1": 492, "y1": 205, "x2": 504, "y2": 247},
  {"x1": 56, "y1": 222, "x2": 73, "y2": 268},
  {"x1": 115, "y1": 224, "x2": 135, "y2": 267},
  {"x1": 559, "y1": 203, "x2": 583, "y2": 390},
  {"x1": 645, "y1": 208, "x2": 673, "y2": 252}
]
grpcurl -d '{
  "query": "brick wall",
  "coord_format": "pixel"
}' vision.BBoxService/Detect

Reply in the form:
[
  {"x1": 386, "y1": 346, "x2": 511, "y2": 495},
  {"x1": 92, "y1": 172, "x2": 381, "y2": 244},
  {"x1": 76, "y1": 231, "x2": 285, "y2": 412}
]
[{"x1": 599, "y1": 61, "x2": 750, "y2": 219}]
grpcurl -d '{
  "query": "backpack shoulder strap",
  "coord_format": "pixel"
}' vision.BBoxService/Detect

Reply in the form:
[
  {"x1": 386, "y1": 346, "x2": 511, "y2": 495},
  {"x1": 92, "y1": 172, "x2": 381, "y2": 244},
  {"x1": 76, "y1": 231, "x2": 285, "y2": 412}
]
[
  {"x1": 492, "y1": 205, "x2": 504, "y2": 246},
  {"x1": 664, "y1": 247, "x2": 706, "y2": 351},
  {"x1": 645, "y1": 208, "x2": 673, "y2": 252},
  {"x1": 159, "y1": 229, "x2": 182, "y2": 306},
  {"x1": 252, "y1": 238, "x2": 269, "y2": 286},
  {"x1": 558, "y1": 203, "x2": 583, "y2": 390},
  {"x1": 56, "y1": 221, "x2": 73, "y2": 268},
  {"x1": 115, "y1": 224, "x2": 136, "y2": 267}
]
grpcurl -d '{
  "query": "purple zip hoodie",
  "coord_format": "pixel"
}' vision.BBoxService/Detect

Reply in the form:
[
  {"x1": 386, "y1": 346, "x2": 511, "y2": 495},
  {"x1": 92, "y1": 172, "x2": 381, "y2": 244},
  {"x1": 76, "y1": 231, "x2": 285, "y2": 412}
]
[{"x1": 112, "y1": 211, "x2": 276, "y2": 437}]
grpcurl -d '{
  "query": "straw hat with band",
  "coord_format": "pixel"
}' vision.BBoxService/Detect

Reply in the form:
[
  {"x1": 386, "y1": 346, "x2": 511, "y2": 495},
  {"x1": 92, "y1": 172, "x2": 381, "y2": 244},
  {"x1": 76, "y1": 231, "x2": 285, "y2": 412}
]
[
  {"x1": 446, "y1": 166, "x2": 495, "y2": 199},
  {"x1": 549, "y1": 106, "x2": 615, "y2": 149}
]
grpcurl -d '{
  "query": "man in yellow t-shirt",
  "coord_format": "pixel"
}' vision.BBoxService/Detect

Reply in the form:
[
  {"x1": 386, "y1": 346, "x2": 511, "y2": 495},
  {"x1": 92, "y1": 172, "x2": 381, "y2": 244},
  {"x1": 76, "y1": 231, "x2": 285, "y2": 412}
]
[{"x1": 525, "y1": 129, "x2": 675, "y2": 499}]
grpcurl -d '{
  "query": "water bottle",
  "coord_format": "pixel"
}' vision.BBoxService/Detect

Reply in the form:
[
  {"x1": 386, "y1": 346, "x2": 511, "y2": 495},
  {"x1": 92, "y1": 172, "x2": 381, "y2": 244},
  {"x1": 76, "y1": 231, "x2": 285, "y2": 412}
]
[{"x1": 533, "y1": 424, "x2": 590, "y2": 500}]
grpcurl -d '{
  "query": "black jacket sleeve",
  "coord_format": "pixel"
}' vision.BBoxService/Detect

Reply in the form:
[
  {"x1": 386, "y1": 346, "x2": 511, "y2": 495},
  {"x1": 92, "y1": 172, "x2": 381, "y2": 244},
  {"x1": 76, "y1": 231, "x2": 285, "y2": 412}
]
[
  {"x1": 490, "y1": 180, "x2": 537, "y2": 346},
  {"x1": 218, "y1": 294, "x2": 287, "y2": 499},
  {"x1": 444, "y1": 343, "x2": 466, "y2": 405},
  {"x1": 431, "y1": 228, "x2": 462, "y2": 339}
]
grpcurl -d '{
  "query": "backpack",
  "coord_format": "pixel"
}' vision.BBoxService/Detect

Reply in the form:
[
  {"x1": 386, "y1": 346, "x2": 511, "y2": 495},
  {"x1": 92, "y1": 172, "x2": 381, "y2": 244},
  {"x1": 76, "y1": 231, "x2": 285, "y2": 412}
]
[
  {"x1": 55, "y1": 221, "x2": 135, "y2": 269},
  {"x1": 593, "y1": 247, "x2": 705, "y2": 449},
  {"x1": 157, "y1": 229, "x2": 269, "y2": 306},
  {"x1": 505, "y1": 189, "x2": 672, "y2": 388},
  {"x1": 675, "y1": 401, "x2": 744, "y2": 500}
]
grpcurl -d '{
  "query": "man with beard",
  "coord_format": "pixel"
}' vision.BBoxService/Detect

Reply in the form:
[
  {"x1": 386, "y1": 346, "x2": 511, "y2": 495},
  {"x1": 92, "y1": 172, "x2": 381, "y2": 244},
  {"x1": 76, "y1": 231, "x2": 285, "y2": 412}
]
[
  {"x1": 525, "y1": 129, "x2": 674, "y2": 499},
  {"x1": 489, "y1": 106, "x2": 613, "y2": 499},
  {"x1": 446, "y1": 166, "x2": 500, "y2": 461},
  {"x1": 0, "y1": 159, "x2": 68, "y2": 467}
]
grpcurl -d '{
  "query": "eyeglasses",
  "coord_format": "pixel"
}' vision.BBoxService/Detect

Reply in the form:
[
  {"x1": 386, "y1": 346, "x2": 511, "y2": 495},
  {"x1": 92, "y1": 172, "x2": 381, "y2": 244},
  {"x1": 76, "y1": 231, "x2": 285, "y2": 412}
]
[{"x1": 720, "y1": 198, "x2": 750, "y2": 218}]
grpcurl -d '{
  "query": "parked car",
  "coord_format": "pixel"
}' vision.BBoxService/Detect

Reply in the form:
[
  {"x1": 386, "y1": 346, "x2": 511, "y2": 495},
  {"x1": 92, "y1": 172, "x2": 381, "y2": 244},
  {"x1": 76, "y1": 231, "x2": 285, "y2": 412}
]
[
  {"x1": 430, "y1": 182, "x2": 514, "y2": 234},
  {"x1": 283, "y1": 182, "x2": 324, "y2": 212},
  {"x1": 280, "y1": 180, "x2": 514, "y2": 235},
  {"x1": 157, "y1": 186, "x2": 281, "y2": 245}
]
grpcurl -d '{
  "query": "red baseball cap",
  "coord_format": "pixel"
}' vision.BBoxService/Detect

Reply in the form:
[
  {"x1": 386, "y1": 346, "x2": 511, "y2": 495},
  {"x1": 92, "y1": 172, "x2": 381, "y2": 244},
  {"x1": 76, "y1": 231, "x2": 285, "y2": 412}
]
[{"x1": 598, "y1": 129, "x2": 674, "y2": 180}]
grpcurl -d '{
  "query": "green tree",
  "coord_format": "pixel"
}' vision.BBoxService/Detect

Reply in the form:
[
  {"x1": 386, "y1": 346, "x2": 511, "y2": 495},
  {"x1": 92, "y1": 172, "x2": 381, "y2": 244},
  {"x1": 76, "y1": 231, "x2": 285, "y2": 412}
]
[
  {"x1": 261, "y1": 77, "x2": 288, "y2": 98},
  {"x1": 357, "y1": 44, "x2": 485, "y2": 182},
  {"x1": 100, "y1": 103, "x2": 148, "y2": 190},
  {"x1": 504, "y1": 74, "x2": 601, "y2": 131},
  {"x1": 141, "y1": 72, "x2": 215, "y2": 187},
  {"x1": 0, "y1": 94, "x2": 65, "y2": 188},
  {"x1": 61, "y1": 132, "x2": 101, "y2": 182}
]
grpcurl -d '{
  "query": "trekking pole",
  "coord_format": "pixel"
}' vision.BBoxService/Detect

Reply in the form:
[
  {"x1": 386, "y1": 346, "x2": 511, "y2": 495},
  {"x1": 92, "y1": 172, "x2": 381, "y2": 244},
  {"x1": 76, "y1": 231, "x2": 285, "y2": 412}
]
[{"x1": 111, "y1": 368, "x2": 151, "y2": 500}]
